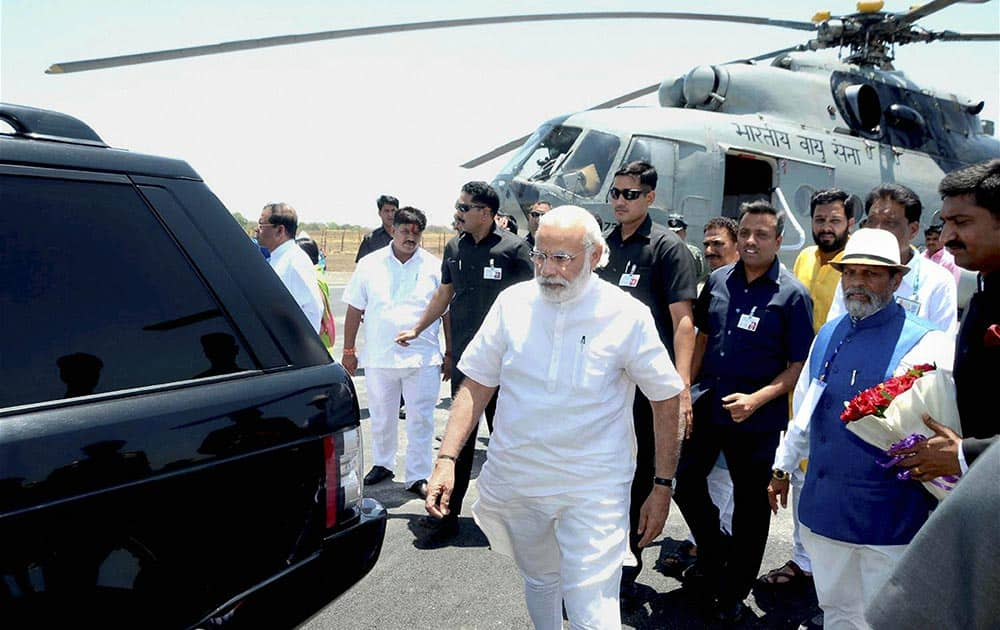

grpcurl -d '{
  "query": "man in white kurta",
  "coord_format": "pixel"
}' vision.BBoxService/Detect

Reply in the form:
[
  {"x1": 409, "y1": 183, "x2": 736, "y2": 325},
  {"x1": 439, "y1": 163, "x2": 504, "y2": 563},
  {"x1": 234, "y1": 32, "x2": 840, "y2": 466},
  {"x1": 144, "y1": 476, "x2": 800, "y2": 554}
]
[
  {"x1": 425, "y1": 206, "x2": 684, "y2": 630},
  {"x1": 257, "y1": 202, "x2": 324, "y2": 332},
  {"x1": 341, "y1": 208, "x2": 444, "y2": 494},
  {"x1": 826, "y1": 184, "x2": 958, "y2": 336}
]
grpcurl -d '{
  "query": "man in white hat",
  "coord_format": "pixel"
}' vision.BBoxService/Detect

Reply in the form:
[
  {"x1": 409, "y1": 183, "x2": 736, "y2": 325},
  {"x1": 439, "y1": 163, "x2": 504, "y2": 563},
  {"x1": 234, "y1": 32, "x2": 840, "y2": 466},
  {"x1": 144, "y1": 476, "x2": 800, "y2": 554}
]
[{"x1": 768, "y1": 228, "x2": 955, "y2": 629}]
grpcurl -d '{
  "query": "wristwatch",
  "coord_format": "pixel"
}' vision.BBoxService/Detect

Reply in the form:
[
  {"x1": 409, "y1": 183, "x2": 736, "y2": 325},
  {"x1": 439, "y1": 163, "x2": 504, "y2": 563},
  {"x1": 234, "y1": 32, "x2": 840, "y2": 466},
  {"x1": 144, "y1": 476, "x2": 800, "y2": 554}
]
[
  {"x1": 772, "y1": 468, "x2": 789, "y2": 481},
  {"x1": 653, "y1": 476, "x2": 675, "y2": 490}
]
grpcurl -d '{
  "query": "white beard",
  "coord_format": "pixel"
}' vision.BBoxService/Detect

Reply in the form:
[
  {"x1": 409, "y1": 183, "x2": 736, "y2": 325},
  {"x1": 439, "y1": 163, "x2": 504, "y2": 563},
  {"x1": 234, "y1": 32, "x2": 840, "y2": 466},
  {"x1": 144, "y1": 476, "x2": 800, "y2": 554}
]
[
  {"x1": 536, "y1": 258, "x2": 592, "y2": 303},
  {"x1": 845, "y1": 286, "x2": 892, "y2": 320}
]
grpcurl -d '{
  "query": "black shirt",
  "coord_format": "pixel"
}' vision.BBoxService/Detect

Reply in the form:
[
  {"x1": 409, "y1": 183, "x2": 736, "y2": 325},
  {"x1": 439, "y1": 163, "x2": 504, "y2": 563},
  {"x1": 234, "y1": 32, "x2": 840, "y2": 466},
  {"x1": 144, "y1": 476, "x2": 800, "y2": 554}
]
[
  {"x1": 355, "y1": 226, "x2": 392, "y2": 262},
  {"x1": 442, "y1": 223, "x2": 534, "y2": 358},
  {"x1": 954, "y1": 271, "x2": 999, "y2": 463},
  {"x1": 694, "y1": 258, "x2": 814, "y2": 432},
  {"x1": 598, "y1": 214, "x2": 697, "y2": 358}
]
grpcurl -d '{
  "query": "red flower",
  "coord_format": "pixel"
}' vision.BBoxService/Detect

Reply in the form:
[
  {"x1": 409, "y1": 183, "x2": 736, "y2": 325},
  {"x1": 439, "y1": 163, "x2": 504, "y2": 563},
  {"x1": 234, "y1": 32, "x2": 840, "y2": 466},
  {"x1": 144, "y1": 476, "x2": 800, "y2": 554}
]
[
  {"x1": 985, "y1": 324, "x2": 1000, "y2": 348},
  {"x1": 840, "y1": 364, "x2": 936, "y2": 423}
]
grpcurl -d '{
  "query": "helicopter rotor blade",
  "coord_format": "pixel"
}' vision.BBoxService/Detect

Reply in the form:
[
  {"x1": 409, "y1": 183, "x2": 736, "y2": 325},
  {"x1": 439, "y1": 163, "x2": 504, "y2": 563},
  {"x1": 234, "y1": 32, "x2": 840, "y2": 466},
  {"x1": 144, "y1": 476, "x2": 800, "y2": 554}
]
[
  {"x1": 899, "y1": 0, "x2": 968, "y2": 26},
  {"x1": 45, "y1": 12, "x2": 817, "y2": 74},
  {"x1": 460, "y1": 44, "x2": 808, "y2": 169},
  {"x1": 459, "y1": 82, "x2": 661, "y2": 169},
  {"x1": 722, "y1": 44, "x2": 809, "y2": 65},
  {"x1": 460, "y1": 135, "x2": 536, "y2": 170},
  {"x1": 931, "y1": 31, "x2": 1000, "y2": 41}
]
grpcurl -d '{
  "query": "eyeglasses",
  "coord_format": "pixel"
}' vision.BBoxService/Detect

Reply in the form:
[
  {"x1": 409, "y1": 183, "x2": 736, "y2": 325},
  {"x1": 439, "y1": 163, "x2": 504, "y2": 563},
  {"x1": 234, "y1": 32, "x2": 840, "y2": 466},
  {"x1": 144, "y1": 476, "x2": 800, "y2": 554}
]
[
  {"x1": 256, "y1": 222, "x2": 276, "y2": 230},
  {"x1": 528, "y1": 211, "x2": 545, "y2": 218},
  {"x1": 455, "y1": 202, "x2": 488, "y2": 213},
  {"x1": 608, "y1": 187, "x2": 647, "y2": 201},
  {"x1": 529, "y1": 248, "x2": 588, "y2": 267}
]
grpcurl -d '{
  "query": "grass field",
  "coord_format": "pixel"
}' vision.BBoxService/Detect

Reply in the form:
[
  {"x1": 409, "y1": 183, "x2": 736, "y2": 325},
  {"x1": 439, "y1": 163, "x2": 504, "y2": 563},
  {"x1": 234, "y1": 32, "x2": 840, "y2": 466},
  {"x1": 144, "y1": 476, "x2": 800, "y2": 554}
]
[{"x1": 303, "y1": 228, "x2": 451, "y2": 277}]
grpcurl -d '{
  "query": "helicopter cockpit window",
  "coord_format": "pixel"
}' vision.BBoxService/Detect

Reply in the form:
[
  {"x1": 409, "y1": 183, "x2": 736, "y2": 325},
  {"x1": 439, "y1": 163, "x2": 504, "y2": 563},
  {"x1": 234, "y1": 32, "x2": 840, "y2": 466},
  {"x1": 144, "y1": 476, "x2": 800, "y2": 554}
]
[
  {"x1": 497, "y1": 123, "x2": 582, "y2": 182},
  {"x1": 550, "y1": 130, "x2": 620, "y2": 198}
]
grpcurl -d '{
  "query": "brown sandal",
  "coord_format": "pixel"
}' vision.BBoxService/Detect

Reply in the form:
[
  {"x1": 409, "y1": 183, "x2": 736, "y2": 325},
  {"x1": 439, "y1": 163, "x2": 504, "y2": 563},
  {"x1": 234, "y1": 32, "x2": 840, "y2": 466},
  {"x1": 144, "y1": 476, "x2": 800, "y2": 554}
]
[
  {"x1": 758, "y1": 560, "x2": 813, "y2": 588},
  {"x1": 656, "y1": 540, "x2": 698, "y2": 577}
]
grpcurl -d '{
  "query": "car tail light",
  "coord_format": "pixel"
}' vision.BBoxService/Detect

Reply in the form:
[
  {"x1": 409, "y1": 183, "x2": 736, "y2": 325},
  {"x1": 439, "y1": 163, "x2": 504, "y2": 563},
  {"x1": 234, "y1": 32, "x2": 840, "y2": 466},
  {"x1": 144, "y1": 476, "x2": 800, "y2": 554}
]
[{"x1": 323, "y1": 427, "x2": 363, "y2": 528}]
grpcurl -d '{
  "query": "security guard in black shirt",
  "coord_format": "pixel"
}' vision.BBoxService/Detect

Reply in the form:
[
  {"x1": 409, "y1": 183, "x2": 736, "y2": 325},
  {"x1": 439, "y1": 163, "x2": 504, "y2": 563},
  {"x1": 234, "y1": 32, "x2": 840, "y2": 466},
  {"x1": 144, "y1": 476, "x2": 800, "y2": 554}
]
[
  {"x1": 597, "y1": 161, "x2": 697, "y2": 597},
  {"x1": 397, "y1": 181, "x2": 533, "y2": 547},
  {"x1": 355, "y1": 194, "x2": 399, "y2": 262}
]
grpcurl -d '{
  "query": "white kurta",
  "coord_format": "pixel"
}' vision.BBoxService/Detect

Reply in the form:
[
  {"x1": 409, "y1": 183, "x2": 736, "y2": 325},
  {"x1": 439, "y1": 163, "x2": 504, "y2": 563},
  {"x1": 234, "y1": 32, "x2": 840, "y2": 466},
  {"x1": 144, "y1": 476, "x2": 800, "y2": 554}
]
[
  {"x1": 458, "y1": 274, "x2": 684, "y2": 498},
  {"x1": 268, "y1": 239, "x2": 323, "y2": 332},
  {"x1": 341, "y1": 245, "x2": 443, "y2": 368}
]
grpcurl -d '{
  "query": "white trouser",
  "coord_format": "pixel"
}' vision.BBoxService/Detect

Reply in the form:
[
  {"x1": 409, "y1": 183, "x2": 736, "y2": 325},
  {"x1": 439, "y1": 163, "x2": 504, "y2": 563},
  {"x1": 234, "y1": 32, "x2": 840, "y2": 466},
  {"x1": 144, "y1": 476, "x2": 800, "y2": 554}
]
[
  {"x1": 790, "y1": 467, "x2": 812, "y2": 572},
  {"x1": 365, "y1": 365, "x2": 440, "y2": 484},
  {"x1": 800, "y1": 525, "x2": 907, "y2": 630},
  {"x1": 472, "y1": 482, "x2": 630, "y2": 630},
  {"x1": 686, "y1": 461, "x2": 735, "y2": 544}
]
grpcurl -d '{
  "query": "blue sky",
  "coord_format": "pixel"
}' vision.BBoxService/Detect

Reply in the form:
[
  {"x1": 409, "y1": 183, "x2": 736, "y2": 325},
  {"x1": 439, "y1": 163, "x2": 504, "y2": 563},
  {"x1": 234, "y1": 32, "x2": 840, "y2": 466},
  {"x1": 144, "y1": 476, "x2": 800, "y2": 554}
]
[{"x1": 3, "y1": 0, "x2": 998, "y2": 228}]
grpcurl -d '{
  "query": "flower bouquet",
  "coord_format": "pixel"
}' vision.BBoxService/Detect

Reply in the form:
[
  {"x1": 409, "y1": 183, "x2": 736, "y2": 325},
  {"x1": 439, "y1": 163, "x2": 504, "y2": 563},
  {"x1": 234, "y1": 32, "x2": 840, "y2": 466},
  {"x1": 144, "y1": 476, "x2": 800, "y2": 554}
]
[{"x1": 840, "y1": 364, "x2": 962, "y2": 500}]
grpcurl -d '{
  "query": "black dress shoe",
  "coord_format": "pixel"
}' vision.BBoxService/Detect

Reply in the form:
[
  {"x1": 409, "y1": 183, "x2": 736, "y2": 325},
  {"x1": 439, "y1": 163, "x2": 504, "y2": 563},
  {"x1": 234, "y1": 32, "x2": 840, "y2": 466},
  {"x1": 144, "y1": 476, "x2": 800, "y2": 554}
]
[
  {"x1": 414, "y1": 517, "x2": 459, "y2": 549},
  {"x1": 406, "y1": 479, "x2": 428, "y2": 499},
  {"x1": 715, "y1": 601, "x2": 749, "y2": 625},
  {"x1": 364, "y1": 465, "x2": 394, "y2": 485}
]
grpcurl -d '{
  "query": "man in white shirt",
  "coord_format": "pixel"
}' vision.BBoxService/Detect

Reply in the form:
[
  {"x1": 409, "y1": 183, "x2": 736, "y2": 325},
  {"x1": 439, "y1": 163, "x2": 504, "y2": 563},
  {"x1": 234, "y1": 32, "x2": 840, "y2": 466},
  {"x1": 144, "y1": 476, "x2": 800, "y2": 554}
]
[
  {"x1": 826, "y1": 184, "x2": 958, "y2": 336},
  {"x1": 256, "y1": 202, "x2": 323, "y2": 332},
  {"x1": 341, "y1": 208, "x2": 446, "y2": 497},
  {"x1": 425, "y1": 206, "x2": 685, "y2": 630}
]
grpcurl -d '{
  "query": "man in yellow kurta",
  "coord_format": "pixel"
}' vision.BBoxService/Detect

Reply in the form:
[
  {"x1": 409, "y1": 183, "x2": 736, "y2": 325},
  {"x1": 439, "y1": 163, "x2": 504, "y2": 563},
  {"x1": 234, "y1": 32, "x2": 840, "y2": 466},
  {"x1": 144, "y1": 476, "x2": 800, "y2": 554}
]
[
  {"x1": 793, "y1": 189, "x2": 856, "y2": 332},
  {"x1": 757, "y1": 188, "x2": 854, "y2": 617}
]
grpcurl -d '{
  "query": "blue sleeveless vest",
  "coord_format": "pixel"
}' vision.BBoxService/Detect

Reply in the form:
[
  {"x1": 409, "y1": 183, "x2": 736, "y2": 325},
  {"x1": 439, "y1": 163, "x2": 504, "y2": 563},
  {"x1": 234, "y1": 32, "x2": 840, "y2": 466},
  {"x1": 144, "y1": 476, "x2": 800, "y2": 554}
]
[{"x1": 799, "y1": 303, "x2": 937, "y2": 545}]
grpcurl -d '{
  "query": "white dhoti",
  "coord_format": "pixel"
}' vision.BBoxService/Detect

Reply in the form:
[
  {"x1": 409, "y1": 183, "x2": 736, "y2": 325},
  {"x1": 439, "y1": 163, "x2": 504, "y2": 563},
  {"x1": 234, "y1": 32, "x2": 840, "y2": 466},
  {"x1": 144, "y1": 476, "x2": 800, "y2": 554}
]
[
  {"x1": 800, "y1": 525, "x2": 907, "y2": 630},
  {"x1": 472, "y1": 481, "x2": 631, "y2": 630},
  {"x1": 365, "y1": 365, "x2": 440, "y2": 484},
  {"x1": 790, "y1": 467, "x2": 812, "y2": 572}
]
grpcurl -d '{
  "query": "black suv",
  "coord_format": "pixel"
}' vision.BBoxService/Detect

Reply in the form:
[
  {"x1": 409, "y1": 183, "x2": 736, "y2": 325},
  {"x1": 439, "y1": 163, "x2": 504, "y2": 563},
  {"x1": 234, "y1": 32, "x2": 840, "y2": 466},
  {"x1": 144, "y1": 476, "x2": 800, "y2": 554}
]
[{"x1": 0, "y1": 104, "x2": 386, "y2": 628}]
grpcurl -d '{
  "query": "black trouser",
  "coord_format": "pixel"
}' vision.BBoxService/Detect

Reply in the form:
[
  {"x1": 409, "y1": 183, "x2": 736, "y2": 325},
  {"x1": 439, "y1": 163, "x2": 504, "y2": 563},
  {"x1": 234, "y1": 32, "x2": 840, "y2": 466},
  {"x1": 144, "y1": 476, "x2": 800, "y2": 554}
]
[
  {"x1": 444, "y1": 366, "x2": 498, "y2": 522},
  {"x1": 673, "y1": 419, "x2": 780, "y2": 606},
  {"x1": 622, "y1": 389, "x2": 655, "y2": 585}
]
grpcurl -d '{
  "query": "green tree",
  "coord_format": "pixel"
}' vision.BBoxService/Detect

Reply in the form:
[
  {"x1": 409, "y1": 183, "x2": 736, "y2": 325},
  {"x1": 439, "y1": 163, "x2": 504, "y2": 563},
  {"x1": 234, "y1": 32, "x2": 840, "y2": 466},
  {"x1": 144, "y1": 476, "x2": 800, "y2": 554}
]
[{"x1": 231, "y1": 211, "x2": 250, "y2": 228}]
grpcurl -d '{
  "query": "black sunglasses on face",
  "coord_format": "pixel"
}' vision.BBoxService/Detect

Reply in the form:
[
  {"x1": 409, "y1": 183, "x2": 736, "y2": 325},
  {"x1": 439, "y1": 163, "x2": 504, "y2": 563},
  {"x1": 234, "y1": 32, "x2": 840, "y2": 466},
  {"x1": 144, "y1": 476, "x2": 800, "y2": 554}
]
[
  {"x1": 609, "y1": 187, "x2": 646, "y2": 201},
  {"x1": 455, "y1": 202, "x2": 488, "y2": 213},
  {"x1": 528, "y1": 211, "x2": 545, "y2": 218}
]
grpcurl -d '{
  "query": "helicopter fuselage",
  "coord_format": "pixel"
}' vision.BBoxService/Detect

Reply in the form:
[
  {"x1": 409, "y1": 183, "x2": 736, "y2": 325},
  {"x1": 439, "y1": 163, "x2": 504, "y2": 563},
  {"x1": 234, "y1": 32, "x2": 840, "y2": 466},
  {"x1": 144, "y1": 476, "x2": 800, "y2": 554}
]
[{"x1": 493, "y1": 54, "x2": 999, "y2": 267}]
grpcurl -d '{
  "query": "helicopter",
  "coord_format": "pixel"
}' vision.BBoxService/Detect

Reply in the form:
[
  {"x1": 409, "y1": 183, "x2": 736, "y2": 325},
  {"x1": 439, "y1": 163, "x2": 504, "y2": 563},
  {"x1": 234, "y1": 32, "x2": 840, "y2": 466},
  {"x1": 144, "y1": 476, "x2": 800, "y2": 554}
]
[{"x1": 43, "y1": 1, "x2": 999, "y2": 261}]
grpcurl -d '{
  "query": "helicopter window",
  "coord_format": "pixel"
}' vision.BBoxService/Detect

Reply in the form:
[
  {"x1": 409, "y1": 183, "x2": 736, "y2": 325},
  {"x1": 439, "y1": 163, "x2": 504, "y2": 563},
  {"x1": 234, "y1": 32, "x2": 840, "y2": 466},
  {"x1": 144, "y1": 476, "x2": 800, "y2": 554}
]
[
  {"x1": 623, "y1": 136, "x2": 677, "y2": 206},
  {"x1": 722, "y1": 155, "x2": 772, "y2": 219},
  {"x1": 551, "y1": 130, "x2": 620, "y2": 198},
  {"x1": 498, "y1": 123, "x2": 582, "y2": 183}
]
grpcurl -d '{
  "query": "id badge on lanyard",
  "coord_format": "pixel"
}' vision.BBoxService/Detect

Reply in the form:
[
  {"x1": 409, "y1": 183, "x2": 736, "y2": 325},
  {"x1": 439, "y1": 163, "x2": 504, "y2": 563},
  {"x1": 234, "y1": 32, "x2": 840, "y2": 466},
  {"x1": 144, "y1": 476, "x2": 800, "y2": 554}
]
[
  {"x1": 737, "y1": 306, "x2": 761, "y2": 332},
  {"x1": 483, "y1": 258, "x2": 502, "y2": 280},
  {"x1": 618, "y1": 261, "x2": 639, "y2": 288}
]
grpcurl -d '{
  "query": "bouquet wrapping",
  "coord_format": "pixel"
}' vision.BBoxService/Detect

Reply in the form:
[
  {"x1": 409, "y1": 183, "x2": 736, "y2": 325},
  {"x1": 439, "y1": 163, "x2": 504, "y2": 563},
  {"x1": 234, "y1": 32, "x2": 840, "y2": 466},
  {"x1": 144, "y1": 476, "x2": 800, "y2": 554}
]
[{"x1": 840, "y1": 364, "x2": 962, "y2": 500}]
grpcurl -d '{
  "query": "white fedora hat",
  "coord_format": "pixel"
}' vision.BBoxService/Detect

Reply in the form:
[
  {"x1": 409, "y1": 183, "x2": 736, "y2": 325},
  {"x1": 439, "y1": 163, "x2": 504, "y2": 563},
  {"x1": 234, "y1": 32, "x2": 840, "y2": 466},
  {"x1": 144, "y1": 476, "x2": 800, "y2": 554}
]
[{"x1": 830, "y1": 228, "x2": 910, "y2": 275}]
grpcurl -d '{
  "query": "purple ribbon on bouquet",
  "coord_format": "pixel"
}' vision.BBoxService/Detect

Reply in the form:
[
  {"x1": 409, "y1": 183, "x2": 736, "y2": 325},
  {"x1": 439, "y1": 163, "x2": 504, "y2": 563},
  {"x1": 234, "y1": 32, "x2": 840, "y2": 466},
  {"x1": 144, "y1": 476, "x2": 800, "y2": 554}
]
[{"x1": 878, "y1": 434, "x2": 961, "y2": 490}]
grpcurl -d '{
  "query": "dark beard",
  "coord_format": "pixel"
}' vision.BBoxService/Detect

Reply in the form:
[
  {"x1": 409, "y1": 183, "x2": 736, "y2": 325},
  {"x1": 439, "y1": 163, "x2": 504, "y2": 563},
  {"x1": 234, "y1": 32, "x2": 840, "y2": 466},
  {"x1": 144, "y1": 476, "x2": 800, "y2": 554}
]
[{"x1": 814, "y1": 230, "x2": 849, "y2": 253}]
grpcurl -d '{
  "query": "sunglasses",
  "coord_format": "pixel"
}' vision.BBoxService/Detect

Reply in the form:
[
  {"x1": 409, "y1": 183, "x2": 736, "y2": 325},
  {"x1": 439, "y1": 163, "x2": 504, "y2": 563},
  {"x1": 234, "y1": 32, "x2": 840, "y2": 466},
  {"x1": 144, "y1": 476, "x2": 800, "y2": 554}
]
[
  {"x1": 528, "y1": 211, "x2": 545, "y2": 218},
  {"x1": 608, "y1": 187, "x2": 647, "y2": 201},
  {"x1": 455, "y1": 202, "x2": 488, "y2": 213}
]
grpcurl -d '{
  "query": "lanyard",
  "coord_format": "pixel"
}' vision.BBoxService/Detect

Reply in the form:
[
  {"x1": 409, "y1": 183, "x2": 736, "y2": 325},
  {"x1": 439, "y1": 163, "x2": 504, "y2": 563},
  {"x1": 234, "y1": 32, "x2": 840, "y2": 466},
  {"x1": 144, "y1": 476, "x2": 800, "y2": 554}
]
[
  {"x1": 909, "y1": 254, "x2": 921, "y2": 300},
  {"x1": 819, "y1": 330, "x2": 851, "y2": 382}
]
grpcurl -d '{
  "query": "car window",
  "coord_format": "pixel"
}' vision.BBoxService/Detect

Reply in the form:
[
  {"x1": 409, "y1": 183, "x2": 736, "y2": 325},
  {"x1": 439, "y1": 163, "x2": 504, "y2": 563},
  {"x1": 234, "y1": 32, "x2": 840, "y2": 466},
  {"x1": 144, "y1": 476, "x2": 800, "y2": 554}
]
[{"x1": 0, "y1": 174, "x2": 256, "y2": 409}]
